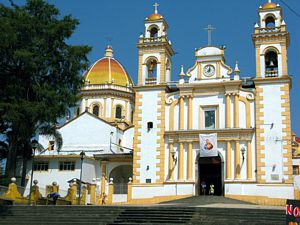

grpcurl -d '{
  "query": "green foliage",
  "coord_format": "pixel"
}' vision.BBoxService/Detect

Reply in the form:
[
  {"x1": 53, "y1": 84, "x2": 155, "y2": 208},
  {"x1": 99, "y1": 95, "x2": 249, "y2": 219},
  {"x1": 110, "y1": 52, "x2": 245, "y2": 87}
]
[{"x1": 0, "y1": 0, "x2": 91, "y2": 179}]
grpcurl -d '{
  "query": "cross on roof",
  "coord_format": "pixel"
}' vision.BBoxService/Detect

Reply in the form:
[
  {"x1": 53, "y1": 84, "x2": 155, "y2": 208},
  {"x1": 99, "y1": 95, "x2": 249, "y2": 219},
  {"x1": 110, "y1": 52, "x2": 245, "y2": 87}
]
[
  {"x1": 204, "y1": 24, "x2": 216, "y2": 46},
  {"x1": 153, "y1": 3, "x2": 159, "y2": 14}
]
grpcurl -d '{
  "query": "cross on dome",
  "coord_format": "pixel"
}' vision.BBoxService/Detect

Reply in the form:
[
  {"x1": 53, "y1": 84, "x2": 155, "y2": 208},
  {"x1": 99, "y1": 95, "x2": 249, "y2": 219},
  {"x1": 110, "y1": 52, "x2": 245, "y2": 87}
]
[
  {"x1": 153, "y1": 3, "x2": 159, "y2": 14},
  {"x1": 204, "y1": 24, "x2": 216, "y2": 46}
]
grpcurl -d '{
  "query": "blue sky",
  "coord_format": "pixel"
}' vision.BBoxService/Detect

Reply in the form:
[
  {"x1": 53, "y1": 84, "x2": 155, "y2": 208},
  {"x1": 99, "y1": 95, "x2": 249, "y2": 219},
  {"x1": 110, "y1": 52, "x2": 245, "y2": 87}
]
[{"x1": 2, "y1": 0, "x2": 300, "y2": 134}]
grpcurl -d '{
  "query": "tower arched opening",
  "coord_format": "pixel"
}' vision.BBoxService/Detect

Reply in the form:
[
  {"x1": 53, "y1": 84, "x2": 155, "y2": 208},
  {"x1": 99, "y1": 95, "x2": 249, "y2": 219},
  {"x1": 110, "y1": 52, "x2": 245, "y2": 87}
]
[
  {"x1": 265, "y1": 50, "x2": 278, "y2": 77},
  {"x1": 265, "y1": 16, "x2": 275, "y2": 28},
  {"x1": 150, "y1": 27, "x2": 158, "y2": 37}
]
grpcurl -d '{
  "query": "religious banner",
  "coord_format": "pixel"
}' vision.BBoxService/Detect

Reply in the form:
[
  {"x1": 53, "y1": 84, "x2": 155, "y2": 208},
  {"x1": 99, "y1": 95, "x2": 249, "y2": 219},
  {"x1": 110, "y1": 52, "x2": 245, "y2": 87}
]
[{"x1": 199, "y1": 133, "x2": 218, "y2": 157}]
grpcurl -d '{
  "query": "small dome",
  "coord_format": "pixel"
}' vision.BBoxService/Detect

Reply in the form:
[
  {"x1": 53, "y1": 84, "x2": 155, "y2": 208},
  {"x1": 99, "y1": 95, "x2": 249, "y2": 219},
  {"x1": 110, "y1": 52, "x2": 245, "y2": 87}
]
[
  {"x1": 83, "y1": 46, "x2": 133, "y2": 87},
  {"x1": 147, "y1": 13, "x2": 163, "y2": 21},
  {"x1": 262, "y1": 2, "x2": 277, "y2": 10},
  {"x1": 196, "y1": 46, "x2": 223, "y2": 57}
]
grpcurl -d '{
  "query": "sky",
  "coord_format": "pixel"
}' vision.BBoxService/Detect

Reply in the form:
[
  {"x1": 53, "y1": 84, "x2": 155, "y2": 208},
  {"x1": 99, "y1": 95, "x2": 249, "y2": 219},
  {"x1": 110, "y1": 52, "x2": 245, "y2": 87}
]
[{"x1": 2, "y1": 0, "x2": 300, "y2": 134}]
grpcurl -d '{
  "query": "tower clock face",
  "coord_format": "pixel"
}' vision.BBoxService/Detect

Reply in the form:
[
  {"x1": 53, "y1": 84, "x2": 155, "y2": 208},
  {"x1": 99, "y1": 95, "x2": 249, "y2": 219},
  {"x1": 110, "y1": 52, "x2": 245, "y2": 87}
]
[{"x1": 203, "y1": 65, "x2": 215, "y2": 77}]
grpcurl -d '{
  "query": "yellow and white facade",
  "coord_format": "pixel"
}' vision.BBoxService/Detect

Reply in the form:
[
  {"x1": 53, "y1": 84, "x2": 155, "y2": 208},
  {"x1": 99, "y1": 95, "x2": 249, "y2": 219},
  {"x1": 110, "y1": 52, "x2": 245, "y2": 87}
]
[{"x1": 27, "y1": 1, "x2": 295, "y2": 205}]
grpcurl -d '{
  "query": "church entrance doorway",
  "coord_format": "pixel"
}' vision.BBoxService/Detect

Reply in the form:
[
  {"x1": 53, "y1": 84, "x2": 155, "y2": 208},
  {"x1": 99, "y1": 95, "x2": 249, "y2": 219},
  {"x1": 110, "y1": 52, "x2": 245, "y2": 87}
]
[{"x1": 198, "y1": 155, "x2": 223, "y2": 196}]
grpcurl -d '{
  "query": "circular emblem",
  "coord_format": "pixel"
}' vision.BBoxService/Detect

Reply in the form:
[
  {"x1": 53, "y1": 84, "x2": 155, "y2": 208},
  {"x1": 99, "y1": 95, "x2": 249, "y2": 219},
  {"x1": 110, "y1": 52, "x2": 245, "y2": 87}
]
[{"x1": 203, "y1": 65, "x2": 215, "y2": 77}]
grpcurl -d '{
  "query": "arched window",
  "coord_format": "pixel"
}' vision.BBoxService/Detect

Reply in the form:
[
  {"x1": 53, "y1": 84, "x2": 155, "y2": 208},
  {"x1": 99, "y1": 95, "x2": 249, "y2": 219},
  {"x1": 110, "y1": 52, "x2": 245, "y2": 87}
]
[
  {"x1": 115, "y1": 105, "x2": 122, "y2": 119},
  {"x1": 147, "y1": 59, "x2": 157, "y2": 78},
  {"x1": 265, "y1": 50, "x2": 278, "y2": 77},
  {"x1": 150, "y1": 27, "x2": 158, "y2": 37},
  {"x1": 265, "y1": 16, "x2": 275, "y2": 28},
  {"x1": 93, "y1": 105, "x2": 99, "y2": 117}
]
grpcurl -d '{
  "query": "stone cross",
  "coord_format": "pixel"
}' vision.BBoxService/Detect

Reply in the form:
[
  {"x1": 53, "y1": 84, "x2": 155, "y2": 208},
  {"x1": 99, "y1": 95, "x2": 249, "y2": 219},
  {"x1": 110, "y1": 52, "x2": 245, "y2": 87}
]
[
  {"x1": 153, "y1": 3, "x2": 159, "y2": 14},
  {"x1": 204, "y1": 24, "x2": 216, "y2": 46}
]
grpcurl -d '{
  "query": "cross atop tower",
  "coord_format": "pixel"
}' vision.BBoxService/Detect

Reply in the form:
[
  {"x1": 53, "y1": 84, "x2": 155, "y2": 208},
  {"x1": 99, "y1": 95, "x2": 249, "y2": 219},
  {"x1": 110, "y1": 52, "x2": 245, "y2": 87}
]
[
  {"x1": 204, "y1": 24, "x2": 216, "y2": 46},
  {"x1": 153, "y1": 3, "x2": 159, "y2": 14}
]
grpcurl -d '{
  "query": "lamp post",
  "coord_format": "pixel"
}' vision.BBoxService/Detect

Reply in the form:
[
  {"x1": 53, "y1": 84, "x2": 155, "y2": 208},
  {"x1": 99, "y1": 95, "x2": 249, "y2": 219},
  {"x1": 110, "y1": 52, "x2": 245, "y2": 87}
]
[
  {"x1": 110, "y1": 131, "x2": 114, "y2": 152},
  {"x1": 28, "y1": 140, "x2": 38, "y2": 205},
  {"x1": 78, "y1": 151, "x2": 85, "y2": 205},
  {"x1": 241, "y1": 146, "x2": 246, "y2": 163}
]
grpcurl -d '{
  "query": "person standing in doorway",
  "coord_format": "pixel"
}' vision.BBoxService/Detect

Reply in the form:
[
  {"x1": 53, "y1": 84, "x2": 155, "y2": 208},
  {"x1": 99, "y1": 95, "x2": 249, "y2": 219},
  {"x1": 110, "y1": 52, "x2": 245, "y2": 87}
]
[{"x1": 200, "y1": 180, "x2": 207, "y2": 195}]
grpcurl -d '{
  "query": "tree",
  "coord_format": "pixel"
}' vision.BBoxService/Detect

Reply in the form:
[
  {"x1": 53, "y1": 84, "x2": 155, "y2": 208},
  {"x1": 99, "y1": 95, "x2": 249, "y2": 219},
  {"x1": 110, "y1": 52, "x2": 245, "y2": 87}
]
[{"x1": 0, "y1": 0, "x2": 91, "y2": 185}]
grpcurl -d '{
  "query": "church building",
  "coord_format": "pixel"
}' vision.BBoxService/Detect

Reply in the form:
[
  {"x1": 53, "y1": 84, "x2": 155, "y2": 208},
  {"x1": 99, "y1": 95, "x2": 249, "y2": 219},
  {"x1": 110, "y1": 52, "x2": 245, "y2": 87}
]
[{"x1": 27, "y1": 1, "x2": 294, "y2": 205}]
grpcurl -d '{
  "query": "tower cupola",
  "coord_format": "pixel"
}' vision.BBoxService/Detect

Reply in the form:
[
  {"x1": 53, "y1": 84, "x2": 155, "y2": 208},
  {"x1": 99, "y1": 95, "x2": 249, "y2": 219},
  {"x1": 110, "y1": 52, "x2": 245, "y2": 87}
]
[{"x1": 252, "y1": 0, "x2": 289, "y2": 78}]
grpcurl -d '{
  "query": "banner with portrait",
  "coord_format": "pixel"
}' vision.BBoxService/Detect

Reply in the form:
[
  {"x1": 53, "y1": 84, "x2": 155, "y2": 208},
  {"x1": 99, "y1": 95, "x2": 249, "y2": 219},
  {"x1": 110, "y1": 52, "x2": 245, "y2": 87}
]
[{"x1": 199, "y1": 133, "x2": 218, "y2": 157}]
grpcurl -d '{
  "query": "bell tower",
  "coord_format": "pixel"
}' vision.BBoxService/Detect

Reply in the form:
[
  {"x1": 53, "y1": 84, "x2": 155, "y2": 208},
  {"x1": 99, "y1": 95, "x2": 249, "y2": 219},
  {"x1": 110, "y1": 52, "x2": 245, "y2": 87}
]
[
  {"x1": 252, "y1": 0, "x2": 289, "y2": 78},
  {"x1": 137, "y1": 3, "x2": 174, "y2": 85},
  {"x1": 252, "y1": 1, "x2": 293, "y2": 185}
]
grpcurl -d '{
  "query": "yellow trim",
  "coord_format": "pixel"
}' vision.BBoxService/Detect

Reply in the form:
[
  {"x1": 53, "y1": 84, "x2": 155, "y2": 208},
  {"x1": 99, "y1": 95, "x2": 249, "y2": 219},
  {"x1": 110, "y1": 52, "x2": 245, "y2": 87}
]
[
  {"x1": 89, "y1": 184, "x2": 96, "y2": 205},
  {"x1": 125, "y1": 100, "x2": 128, "y2": 121},
  {"x1": 225, "y1": 194, "x2": 286, "y2": 206},
  {"x1": 110, "y1": 98, "x2": 114, "y2": 120},
  {"x1": 178, "y1": 142, "x2": 184, "y2": 180},
  {"x1": 168, "y1": 143, "x2": 174, "y2": 180},
  {"x1": 247, "y1": 141, "x2": 253, "y2": 180},
  {"x1": 235, "y1": 141, "x2": 241, "y2": 179},
  {"x1": 239, "y1": 96, "x2": 251, "y2": 128},
  {"x1": 169, "y1": 99, "x2": 178, "y2": 131},
  {"x1": 103, "y1": 97, "x2": 107, "y2": 118},
  {"x1": 107, "y1": 183, "x2": 114, "y2": 205},
  {"x1": 197, "y1": 63, "x2": 202, "y2": 79},
  {"x1": 179, "y1": 96, "x2": 184, "y2": 129},
  {"x1": 226, "y1": 141, "x2": 232, "y2": 179},
  {"x1": 225, "y1": 95, "x2": 231, "y2": 128},
  {"x1": 281, "y1": 43, "x2": 288, "y2": 75},
  {"x1": 137, "y1": 53, "x2": 143, "y2": 85},
  {"x1": 160, "y1": 53, "x2": 166, "y2": 83},
  {"x1": 127, "y1": 183, "x2": 132, "y2": 202},
  {"x1": 188, "y1": 96, "x2": 193, "y2": 129},
  {"x1": 187, "y1": 142, "x2": 193, "y2": 180},
  {"x1": 156, "y1": 91, "x2": 166, "y2": 183},
  {"x1": 216, "y1": 62, "x2": 221, "y2": 78},
  {"x1": 133, "y1": 93, "x2": 142, "y2": 183},
  {"x1": 234, "y1": 94, "x2": 239, "y2": 128},
  {"x1": 255, "y1": 46, "x2": 261, "y2": 78},
  {"x1": 101, "y1": 162, "x2": 107, "y2": 195}
]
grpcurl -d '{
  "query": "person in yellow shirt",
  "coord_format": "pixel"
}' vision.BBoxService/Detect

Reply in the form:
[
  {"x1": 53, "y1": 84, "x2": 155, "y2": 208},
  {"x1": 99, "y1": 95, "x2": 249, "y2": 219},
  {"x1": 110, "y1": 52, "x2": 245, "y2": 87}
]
[{"x1": 209, "y1": 183, "x2": 215, "y2": 195}]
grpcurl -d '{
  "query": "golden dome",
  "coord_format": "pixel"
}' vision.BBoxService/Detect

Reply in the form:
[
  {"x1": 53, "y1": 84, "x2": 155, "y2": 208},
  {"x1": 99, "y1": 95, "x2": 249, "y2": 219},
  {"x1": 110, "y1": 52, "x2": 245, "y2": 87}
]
[
  {"x1": 262, "y1": 2, "x2": 277, "y2": 9},
  {"x1": 83, "y1": 46, "x2": 133, "y2": 87},
  {"x1": 147, "y1": 13, "x2": 163, "y2": 21}
]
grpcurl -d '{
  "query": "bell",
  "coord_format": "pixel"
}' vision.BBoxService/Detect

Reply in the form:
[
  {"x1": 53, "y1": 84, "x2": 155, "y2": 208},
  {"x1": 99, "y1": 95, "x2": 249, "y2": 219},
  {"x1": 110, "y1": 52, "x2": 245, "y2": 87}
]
[{"x1": 269, "y1": 60, "x2": 275, "y2": 67}]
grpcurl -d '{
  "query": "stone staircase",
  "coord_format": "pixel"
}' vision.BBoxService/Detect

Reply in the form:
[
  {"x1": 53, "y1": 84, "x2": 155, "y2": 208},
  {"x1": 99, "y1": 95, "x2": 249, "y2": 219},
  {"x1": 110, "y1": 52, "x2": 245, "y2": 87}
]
[{"x1": 0, "y1": 205, "x2": 285, "y2": 225}]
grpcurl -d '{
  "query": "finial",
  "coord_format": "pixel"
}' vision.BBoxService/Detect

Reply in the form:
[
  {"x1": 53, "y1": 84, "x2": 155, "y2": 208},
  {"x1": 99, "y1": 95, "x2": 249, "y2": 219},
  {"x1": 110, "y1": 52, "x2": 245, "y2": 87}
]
[
  {"x1": 153, "y1": 3, "x2": 159, "y2": 14},
  {"x1": 233, "y1": 61, "x2": 240, "y2": 81},
  {"x1": 268, "y1": 0, "x2": 272, "y2": 3},
  {"x1": 180, "y1": 65, "x2": 185, "y2": 77},
  {"x1": 105, "y1": 45, "x2": 113, "y2": 58},
  {"x1": 179, "y1": 65, "x2": 185, "y2": 84},
  {"x1": 234, "y1": 61, "x2": 240, "y2": 75}
]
